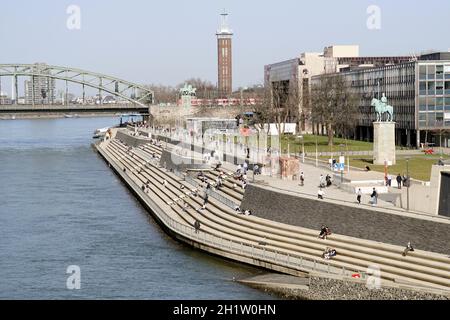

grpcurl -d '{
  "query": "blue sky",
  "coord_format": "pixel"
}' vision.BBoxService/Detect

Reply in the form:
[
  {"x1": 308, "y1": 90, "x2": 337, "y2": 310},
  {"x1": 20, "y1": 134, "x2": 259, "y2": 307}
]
[{"x1": 0, "y1": 0, "x2": 449, "y2": 91}]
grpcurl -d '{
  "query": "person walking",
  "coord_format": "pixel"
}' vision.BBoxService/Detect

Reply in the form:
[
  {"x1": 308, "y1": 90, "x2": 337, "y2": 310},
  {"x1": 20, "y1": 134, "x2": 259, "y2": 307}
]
[
  {"x1": 387, "y1": 174, "x2": 392, "y2": 187},
  {"x1": 299, "y1": 172, "x2": 305, "y2": 186},
  {"x1": 253, "y1": 164, "x2": 260, "y2": 176},
  {"x1": 318, "y1": 187, "x2": 325, "y2": 199},
  {"x1": 356, "y1": 188, "x2": 362, "y2": 204},
  {"x1": 319, "y1": 174, "x2": 325, "y2": 188},
  {"x1": 194, "y1": 220, "x2": 200, "y2": 234},
  {"x1": 396, "y1": 174, "x2": 402, "y2": 189},
  {"x1": 370, "y1": 187, "x2": 378, "y2": 206}
]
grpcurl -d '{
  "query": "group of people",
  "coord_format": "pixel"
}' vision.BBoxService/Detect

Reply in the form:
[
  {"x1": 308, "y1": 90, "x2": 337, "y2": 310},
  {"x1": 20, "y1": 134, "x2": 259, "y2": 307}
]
[
  {"x1": 384, "y1": 173, "x2": 410, "y2": 189},
  {"x1": 319, "y1": 174, "x2": 332, "y2": 188},
  {"x1": 234, "y1": 206, "x2": 253, "y2": 216},
  {"x1": 234, "y1": 162, "x2": 249, "y2": 190},
  {"x1": 317, "y1": 226, "x2": 337, "y2": 259},
  {"x1": 354, "y1": 187, "x2": 378, "y2": 206},
  {"x1": 395, "y1": 173, "x2": 410, "y2": 189},
  {"x1": 317, "y1": 174, "x2": 332, "y2": 199},
  {"x1": 197, "y1": 170, "x2": 226, "y2": 192}
]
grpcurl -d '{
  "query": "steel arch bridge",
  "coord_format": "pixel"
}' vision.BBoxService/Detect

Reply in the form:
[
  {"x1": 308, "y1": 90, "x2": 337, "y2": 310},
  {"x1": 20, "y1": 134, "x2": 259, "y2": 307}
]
[{"x1": 0, "y1": 63, "x2": 154, "y2": 108}]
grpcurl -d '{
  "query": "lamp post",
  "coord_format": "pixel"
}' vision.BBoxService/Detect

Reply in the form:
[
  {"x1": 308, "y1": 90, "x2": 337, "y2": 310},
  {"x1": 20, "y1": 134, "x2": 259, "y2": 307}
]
[
  {"x1": 406, "y1": 157, "x2": 410, "y2": 211},
  {"x1": 297, "y1": 135, "x2": 305, "y2": 163},
  {"x1": 240, "y1": 86, "x2": 248, "y2": 117},
  {"x1": 315, "y1": 135, "x2": 318, "y2": 167},
  {"x1": 339, "y1": 144, "x2": 345, "y2": 183}
]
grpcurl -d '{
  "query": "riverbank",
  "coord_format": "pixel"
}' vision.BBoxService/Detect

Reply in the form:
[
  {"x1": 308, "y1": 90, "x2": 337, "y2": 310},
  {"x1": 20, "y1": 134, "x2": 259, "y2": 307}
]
[
  {"x1": 95, "y1": 129, "x2": 450, "y2": 299},
  {"x1": 242, "y1": 275, "x2": 449, "y2": 300},
  {"x1": 0, "y1": 112, "x2": 119, "y2": 120}
]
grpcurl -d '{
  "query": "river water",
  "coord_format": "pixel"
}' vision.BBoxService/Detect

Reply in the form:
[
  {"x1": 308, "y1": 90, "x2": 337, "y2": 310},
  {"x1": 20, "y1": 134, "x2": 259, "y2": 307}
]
[{"x1": 0, "y1": 117, "x2": 273, "y2": 299}]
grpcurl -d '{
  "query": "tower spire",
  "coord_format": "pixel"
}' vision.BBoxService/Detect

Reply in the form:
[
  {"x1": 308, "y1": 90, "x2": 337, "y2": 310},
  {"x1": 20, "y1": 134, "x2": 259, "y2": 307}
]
[
  {"x1": 217, "y1": 10, "x2": 232, "y2": 35},
  {"x1": 216, "y1": 10, "x2": 233, "y2": 97}
]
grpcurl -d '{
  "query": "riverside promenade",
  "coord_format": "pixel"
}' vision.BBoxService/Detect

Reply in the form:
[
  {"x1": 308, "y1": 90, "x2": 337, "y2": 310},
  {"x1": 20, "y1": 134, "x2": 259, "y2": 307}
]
[{"x1": 94, "y1": 127, "x2": 450, "y2": 299}]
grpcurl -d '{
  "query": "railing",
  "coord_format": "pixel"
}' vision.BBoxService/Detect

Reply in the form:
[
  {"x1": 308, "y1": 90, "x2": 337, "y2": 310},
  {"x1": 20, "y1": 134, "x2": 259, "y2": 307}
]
[
  {"x1": 157, "y1": 196, "x2": 366, "y2": 280},
  {"x1": 184, "y1": 175, "x2": 203, "y2": 189},
  {"x1": 104, "y1": 143, "x2": 363, "y2": 279},
  {"x1": 141, "y1": 129, "x2": 450, "y2": 222},
  {"x1": 206, "y1": 188, "x2": 240, "y2": 210},
  {"x1": 172, "y1": 170, "x2": 186, "y2": 180},
  {"x1": 184, "y1": 174, "x2": 240, "y2": 209},
  {"x1": 101, "y1": 140, "x2": 450, "y2": 295}
]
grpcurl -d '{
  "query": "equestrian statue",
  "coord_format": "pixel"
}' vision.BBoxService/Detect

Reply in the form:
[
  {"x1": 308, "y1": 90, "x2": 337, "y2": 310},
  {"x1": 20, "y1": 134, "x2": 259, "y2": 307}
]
[{"x1": 371, "y1": 94, "x2": 394, "y2": 122}]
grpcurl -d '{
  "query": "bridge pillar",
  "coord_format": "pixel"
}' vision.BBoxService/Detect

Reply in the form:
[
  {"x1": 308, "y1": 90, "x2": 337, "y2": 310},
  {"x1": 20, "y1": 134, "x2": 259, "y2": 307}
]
[{"x1": 14, "y1": 75, "x2": 18, "y2": 105}]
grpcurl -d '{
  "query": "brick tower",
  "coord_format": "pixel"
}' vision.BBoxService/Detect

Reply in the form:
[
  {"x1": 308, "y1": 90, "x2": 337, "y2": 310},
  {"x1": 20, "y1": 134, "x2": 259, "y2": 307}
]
[{"x1": 216, "y1": 11, "x2": 233, "y2": 97}]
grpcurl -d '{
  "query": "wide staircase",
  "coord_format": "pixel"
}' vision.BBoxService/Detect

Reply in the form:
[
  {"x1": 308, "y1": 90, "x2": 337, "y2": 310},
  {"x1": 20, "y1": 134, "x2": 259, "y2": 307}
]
[{"x1": 100, "y1": 138, "x2": 450, "y2": 294}]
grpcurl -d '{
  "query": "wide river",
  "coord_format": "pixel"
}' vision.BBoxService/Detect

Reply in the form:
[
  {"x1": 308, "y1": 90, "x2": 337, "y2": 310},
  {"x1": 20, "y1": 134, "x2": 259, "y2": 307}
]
[{"x1": 0, "y1": 117, "x2": 273, "y2": 299}]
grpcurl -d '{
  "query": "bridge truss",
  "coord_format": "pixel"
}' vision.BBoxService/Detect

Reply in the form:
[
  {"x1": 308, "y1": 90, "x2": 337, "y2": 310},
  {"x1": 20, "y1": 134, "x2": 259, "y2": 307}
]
[{"x1": 0, "y1": 64, "x2": 154, "y2": 108}]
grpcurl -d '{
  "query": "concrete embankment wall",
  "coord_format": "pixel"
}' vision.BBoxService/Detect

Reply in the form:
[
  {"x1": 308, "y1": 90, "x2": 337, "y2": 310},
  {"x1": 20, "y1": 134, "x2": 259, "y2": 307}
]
[
  {"x1": 241, "y1": 184, "x2": 450, "y2": 255},
  {"x1": 115, "y1": 130, "x2": 150, "y2": 147},
  {"x1": 159, "y1": 149, "x2": 210, "y2": 172}
]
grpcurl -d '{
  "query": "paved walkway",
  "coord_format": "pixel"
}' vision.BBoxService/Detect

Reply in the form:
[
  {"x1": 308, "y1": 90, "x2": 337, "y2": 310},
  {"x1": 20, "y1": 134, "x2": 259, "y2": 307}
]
[
  {"x1": 139, "y1": 128, "x2": 442, "y2": 216},
  {"x1": 147, "y1": 129, "x2": 394, "y2": 206},
  {"x1": 223, "y1": 160, "x2": 401, "y2": 209}
]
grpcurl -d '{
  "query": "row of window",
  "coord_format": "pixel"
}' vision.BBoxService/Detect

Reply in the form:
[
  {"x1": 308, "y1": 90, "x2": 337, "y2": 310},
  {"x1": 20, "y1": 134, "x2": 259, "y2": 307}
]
[{"x1": 419, "y1": 65, "x2": 450, "y2": 81}]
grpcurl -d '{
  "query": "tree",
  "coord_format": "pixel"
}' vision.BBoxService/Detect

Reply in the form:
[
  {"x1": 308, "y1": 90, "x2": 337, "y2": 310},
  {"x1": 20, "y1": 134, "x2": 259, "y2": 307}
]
[
  {"x1": 144, "y1": 84, "x2": 177, "y2": 104},
  {"x1": 310, "y1": 75, "x2": 358, "y2": 146},
  {"x1": 253, "y1": 81, "x2": 300, "y2": 136},
  {"x1": 253, "y1": 85, "x2": 273, "y2": 134}
]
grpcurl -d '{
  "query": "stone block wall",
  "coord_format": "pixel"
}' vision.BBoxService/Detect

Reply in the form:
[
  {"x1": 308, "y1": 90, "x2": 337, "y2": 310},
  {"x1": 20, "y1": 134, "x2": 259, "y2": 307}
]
[{"x1": 241, "y1": 184, "x2": 450, "y2": 254}]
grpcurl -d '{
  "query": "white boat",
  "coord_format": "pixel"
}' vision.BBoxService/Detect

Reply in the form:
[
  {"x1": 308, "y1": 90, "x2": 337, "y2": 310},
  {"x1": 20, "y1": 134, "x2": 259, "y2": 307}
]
[{"x1": 93, "y1": 127, "x2": 109, "y2": 139}]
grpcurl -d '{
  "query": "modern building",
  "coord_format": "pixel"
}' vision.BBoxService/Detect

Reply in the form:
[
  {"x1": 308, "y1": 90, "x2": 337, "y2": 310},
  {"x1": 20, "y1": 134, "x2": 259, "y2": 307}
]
[
  {"x1": 216, "y1": 12, "x2": 233, "y2": 97},
  {"x1": 264, "y1": 45, "x2": 415, "y2": 134},
  {"x1": 312, "y1": 53, "x2": 450, "y2": 147},
  {"x1": 0, "y1": 91, "x2": 12, "y2": 104},
  {"x1": 24, "y1": 63, "x2": 55, "y2": 104}
]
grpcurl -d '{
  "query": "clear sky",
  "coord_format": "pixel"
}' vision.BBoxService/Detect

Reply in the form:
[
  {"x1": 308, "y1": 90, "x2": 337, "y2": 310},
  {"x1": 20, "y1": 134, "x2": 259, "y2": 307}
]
[{"x1": 0, "y1": 0, "x2": 449, "y2": 91}]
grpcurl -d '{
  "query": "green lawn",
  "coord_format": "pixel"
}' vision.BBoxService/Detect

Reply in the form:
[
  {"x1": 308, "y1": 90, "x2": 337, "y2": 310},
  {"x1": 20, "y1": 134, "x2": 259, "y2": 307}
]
[
  {"x1": 346, "y1": 154, "x2": 449, "y2": 181},
  {"x1": 279, "y1": 134, "x2": 374, "y2": 154}
]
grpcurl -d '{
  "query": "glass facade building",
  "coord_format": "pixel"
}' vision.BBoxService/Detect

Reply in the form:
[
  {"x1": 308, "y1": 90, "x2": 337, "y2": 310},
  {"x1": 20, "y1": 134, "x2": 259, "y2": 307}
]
[{"x1": 313, "y1": 57, "x2": 450, "y2": 147}]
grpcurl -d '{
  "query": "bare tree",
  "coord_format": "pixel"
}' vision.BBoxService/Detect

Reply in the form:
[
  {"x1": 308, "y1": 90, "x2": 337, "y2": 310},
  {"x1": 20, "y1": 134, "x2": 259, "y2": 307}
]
[
  {"x1": 310, "y1": 75, "x2": 358, "y2": 146},
  {"x1": 252, "y1": 81, "x2": 300, "y2": 136},
  {"x1": 144, "y1": 84, "x2": 177, "y2": 104},
  {"x1": 253, "y1": 85, "x2": 273, "y2": 134}
]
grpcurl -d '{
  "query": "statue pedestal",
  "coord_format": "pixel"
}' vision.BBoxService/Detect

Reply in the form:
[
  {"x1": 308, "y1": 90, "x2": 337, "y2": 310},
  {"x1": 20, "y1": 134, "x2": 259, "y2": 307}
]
[{"x1": 373, "y1": 122, "x2": 396, "y2": 165}]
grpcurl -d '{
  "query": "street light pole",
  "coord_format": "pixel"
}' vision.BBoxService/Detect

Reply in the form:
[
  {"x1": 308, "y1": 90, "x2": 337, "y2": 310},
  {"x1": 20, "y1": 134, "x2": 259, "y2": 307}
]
[
  {"x1": 297, "y1": 135, "x2": 305, "y2": 163},
  {"x1": 240, "y1": 88, "x2": 243, "y2": 116},
  {"x1": 339, "y1": 144, "x2": 344, "y2": 183},
  {"x1": 406, "y1": 157, "x2": 410, "y2": 211},
  {"x1": 302, "y1": 138, "x2": 305, "y2": 163},
  {"x1": 315, "y1": 135, "x2": 318, "y2": 167}
]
